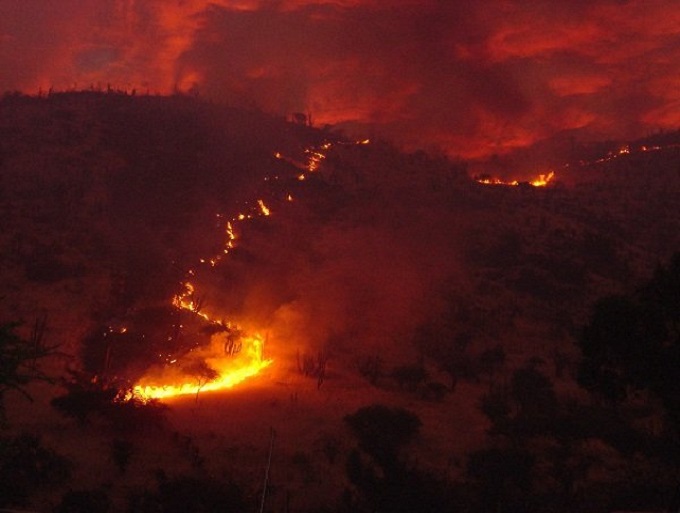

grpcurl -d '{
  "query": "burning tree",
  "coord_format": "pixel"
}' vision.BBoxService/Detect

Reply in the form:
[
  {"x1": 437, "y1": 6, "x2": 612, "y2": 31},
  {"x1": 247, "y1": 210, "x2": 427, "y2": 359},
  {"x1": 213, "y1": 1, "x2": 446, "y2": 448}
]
[{"x1": 183, "y1": 360, "x2": 219, "y2": 402}]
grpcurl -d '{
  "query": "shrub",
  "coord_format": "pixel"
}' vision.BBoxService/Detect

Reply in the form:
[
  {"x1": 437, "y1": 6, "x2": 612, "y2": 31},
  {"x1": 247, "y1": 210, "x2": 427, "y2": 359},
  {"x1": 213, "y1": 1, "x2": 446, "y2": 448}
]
[
  {"x1": 0, "y1": 433, "x2": 71, "y2": 508},
  {"x1": 344, "y1": 404, "x2": 420, "y2": 466}
]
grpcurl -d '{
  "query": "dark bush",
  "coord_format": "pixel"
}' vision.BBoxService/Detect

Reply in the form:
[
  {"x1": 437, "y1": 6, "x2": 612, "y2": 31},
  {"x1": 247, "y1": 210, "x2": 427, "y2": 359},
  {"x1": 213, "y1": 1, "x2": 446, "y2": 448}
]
[
  {"x1": 51, "y1": 373, "x2": 167, "y2": 432},
  {"x1": 344, "y1": 404, "x2": 420, "y2": 466},
  {"x1": 54, "y1": 489, "x2": 110, "y2": 513},
  {"x1": 127, "y1": 475, "x2": 244, "y2": 513},
  {"x1": 0, "y1": 433, "x2": 71, "y2": 508}
]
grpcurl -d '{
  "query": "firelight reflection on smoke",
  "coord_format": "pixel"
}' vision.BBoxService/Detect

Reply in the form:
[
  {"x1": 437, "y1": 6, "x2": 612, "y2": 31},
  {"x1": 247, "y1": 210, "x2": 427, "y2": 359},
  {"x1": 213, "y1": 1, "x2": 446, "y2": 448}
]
[{"x1": 1, "y1": 1, "x2": 678, "y2": 159}]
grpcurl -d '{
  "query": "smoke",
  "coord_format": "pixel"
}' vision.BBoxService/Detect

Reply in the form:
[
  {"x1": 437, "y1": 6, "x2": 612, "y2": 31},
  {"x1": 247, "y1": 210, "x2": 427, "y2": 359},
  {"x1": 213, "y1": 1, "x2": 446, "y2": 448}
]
[
  {"x1": 184, "y1": 149, "x2": 468, "y2": 369},
  {"x1": 1, "y1": 0, "x2": 678, "y2": 157}
]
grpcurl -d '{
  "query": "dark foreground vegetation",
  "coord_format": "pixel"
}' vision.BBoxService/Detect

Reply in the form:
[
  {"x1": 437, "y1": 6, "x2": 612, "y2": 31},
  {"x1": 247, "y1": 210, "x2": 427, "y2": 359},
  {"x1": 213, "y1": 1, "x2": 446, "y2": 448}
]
[{"x1": 1, "y1": 91, "x2": 679, "y2": 511}]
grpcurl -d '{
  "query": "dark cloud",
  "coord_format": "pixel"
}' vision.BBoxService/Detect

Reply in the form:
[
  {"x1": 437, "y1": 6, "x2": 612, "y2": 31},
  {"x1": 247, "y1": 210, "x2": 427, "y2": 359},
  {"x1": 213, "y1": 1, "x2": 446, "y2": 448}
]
[{"x1": 1, "y1": 0, "x2": 678, "y2": 157}]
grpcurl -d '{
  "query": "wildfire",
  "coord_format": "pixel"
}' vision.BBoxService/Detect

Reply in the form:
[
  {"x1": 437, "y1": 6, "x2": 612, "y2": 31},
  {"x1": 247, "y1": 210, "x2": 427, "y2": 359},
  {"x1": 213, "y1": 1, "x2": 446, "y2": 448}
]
[
  {"x1": 274, "y1": 138, "x2": 370, "y2": 182},
  {"x1": 475, "y1": 170, "x2": 555, "y2": 187},
  {"x1": 226, "y1": 221, "x2": 236, "y2": 250},
  {"x1": 257, "y1": 199, "x2": 271, "y2": 216},
  {"x1": 529, "y1": 171, "x2": 555, "y2": 187},
  {"x1": 305, "y1": 149, "x2": 326, "y2": 172},
  {"x1": 133, "y1": 193, "x2": 279, "y2": 400},
  {"x1": 140, "y1": 276, "x2": 273, "y2": 400},
  {"x1": 134, "y1": 332, "x2": 272, "y2": 400},
  {"x1": 133, "y1": 137, "x2": 370, "y2": 401}
]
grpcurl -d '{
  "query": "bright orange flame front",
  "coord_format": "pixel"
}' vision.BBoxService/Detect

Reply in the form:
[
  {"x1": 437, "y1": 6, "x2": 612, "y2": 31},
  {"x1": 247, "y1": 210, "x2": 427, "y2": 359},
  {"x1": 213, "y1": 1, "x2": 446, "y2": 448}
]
[{"x1": 134, "y1": 333, "x2": 272, "y2": 400}]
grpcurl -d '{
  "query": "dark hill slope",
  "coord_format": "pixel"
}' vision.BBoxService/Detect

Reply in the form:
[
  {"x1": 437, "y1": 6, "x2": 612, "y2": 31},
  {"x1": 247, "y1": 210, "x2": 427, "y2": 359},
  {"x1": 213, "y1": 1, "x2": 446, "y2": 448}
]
[{"x1": 1, "y1": 91, "x2": 678, "y2": 373}]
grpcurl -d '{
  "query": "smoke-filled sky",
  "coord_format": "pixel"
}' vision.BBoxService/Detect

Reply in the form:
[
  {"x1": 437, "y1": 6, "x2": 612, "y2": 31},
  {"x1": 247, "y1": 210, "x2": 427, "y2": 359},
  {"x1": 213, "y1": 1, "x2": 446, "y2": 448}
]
[{"x1": 1, "y1": 0, "x2": 678, "y2": 157}]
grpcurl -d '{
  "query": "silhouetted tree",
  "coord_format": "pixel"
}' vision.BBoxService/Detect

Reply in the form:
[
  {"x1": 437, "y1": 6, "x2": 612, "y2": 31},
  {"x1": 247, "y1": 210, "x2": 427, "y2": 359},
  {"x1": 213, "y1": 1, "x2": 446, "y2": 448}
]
[
  {"x1": 345, "y1": 408, "x2": 450, "y2": 513},
  {"x1": 183, "y1": 360, "x2": 219, "y2": 403},
  {"x1": 51, "y1": 371, "x2": 118, "y2": 424},
  {"x1": 578, "y1": 253, "x2": 680, "y2": 431},
  {"x1": 0, "y1": 318, "x2": 58, "y2": 422}
]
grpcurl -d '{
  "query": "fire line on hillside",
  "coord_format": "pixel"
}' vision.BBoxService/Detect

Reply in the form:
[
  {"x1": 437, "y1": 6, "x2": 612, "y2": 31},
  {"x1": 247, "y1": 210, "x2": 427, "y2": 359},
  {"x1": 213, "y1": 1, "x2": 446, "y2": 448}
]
[{"x1": 132, "y1": 139, "x2": 364, "y2": 400}]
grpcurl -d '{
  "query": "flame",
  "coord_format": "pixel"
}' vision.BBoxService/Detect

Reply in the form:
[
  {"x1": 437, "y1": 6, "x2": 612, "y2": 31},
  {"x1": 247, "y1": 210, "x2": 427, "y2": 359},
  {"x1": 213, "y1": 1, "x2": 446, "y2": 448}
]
[
  {"x1": 273, "y1": 138, "x2": 368, "y2": 180},
  {"x1": 476, "y1": 177, "x2": 519, "y2": 186},
  {"x1": 529, "y1": 171, "x2": 555, "y2": 187},
  {"x1": 305, "y1": 149, "x2": 326, "y2": 172},
  {"x1": 226, "y1": 221, "x2": 236, "y2": 250},
  {"x1": 134, "y1": 333, "x2": 272, "y2": 400},
  {"x1": 172, "y1": 281, "x2": 209, "y2": 321},
  {"x1": 257, "y1": 199, "x2": 271, "y2": 216},
  {"x1": 475, "y1": 170, "x2": 555, "y2": 187},
  {"x1": 133, "y1": 137, "x2": 372, "y2": 400}
]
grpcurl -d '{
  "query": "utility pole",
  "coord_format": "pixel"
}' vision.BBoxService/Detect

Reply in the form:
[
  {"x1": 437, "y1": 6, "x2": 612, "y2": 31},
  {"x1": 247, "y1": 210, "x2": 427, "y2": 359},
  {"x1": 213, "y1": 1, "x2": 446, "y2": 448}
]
[{"x1": 259, "y1": 427, "x2": 276, "y2": 513}]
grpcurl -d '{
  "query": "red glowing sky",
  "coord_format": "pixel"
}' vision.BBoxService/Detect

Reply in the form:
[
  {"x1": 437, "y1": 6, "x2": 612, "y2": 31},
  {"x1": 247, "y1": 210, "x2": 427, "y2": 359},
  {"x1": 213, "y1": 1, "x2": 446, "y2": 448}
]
[{"x1": 1, "y1": 0, "x2": 678, "y2": 158}]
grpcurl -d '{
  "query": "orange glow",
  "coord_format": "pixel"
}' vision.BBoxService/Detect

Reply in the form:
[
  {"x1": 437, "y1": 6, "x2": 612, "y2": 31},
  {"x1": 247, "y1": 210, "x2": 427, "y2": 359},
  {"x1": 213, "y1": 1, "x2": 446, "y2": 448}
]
[
  {"x1": 134, "y1": 332, "x2": 272, "y2": 400},
  {"x1": 476, "y1": 177, "x2": 519, "y2": 186},
  {"x1": 476, "y1": 170, "x2": 555, "y2": 187},
  {"x1": 226, "y1": 221, "x2": 236, "y2": 249},
  {"x1": 131, "y1": 138, "x2": 360, "y2": 400},
  {"x1": 172, "y1": 282, "x2": 209, "y2": 321},
  {"x1": 529, "y1": 171, "x2": 555, "y2": 187},
  {"x1": 257, "y1": 199, "x2": 271, "y2": 216},
  {"x1": 305, "y1": 149, "x2": 326, "y2": 172}
]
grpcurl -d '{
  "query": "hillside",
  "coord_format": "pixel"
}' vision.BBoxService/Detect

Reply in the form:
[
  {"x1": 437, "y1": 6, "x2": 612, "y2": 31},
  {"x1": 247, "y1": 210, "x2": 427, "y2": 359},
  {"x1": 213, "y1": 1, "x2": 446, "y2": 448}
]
[{"x1": 1, "y1": 91, "x2": 679, "y2": 512}]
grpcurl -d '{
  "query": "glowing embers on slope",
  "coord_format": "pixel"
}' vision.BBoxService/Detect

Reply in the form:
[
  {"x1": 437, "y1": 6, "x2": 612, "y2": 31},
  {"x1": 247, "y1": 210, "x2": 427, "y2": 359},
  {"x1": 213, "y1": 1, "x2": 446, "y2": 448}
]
[
  {"x1": 475, "y1": 171, "x2": 555, "y2": 187},
  {"x1": 594, "y1": 145, "x2": 630, "y2": 163},
  {"x1": 172, "y1": 282, "x2": 208, "y2": 320},
  {"x1": 134, "y1": 332, "x2": 271, "y2": 400},
  {"x1": 275, "y1": 138, "x2": 370, "y2": 182},
  {"x1": 134, "y1": 195, "x2": 276, "y2": 399},
  {"x1": 257, "y1": 199, "x2": 271, "y2": 216}
]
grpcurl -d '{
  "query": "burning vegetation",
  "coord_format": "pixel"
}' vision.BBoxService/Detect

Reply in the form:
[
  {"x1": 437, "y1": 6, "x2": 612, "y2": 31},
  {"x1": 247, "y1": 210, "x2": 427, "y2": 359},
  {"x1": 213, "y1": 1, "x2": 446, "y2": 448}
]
[{"x1": 474, "y1": 170, "x2": 556, "y2": 187}]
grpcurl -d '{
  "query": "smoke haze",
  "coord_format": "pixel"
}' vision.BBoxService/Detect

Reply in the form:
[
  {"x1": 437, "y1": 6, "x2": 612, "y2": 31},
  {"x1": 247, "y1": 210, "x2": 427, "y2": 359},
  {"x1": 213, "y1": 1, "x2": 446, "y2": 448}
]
[{"x1": 2, "y1": 0, "x2": 678, "y2": 158}]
